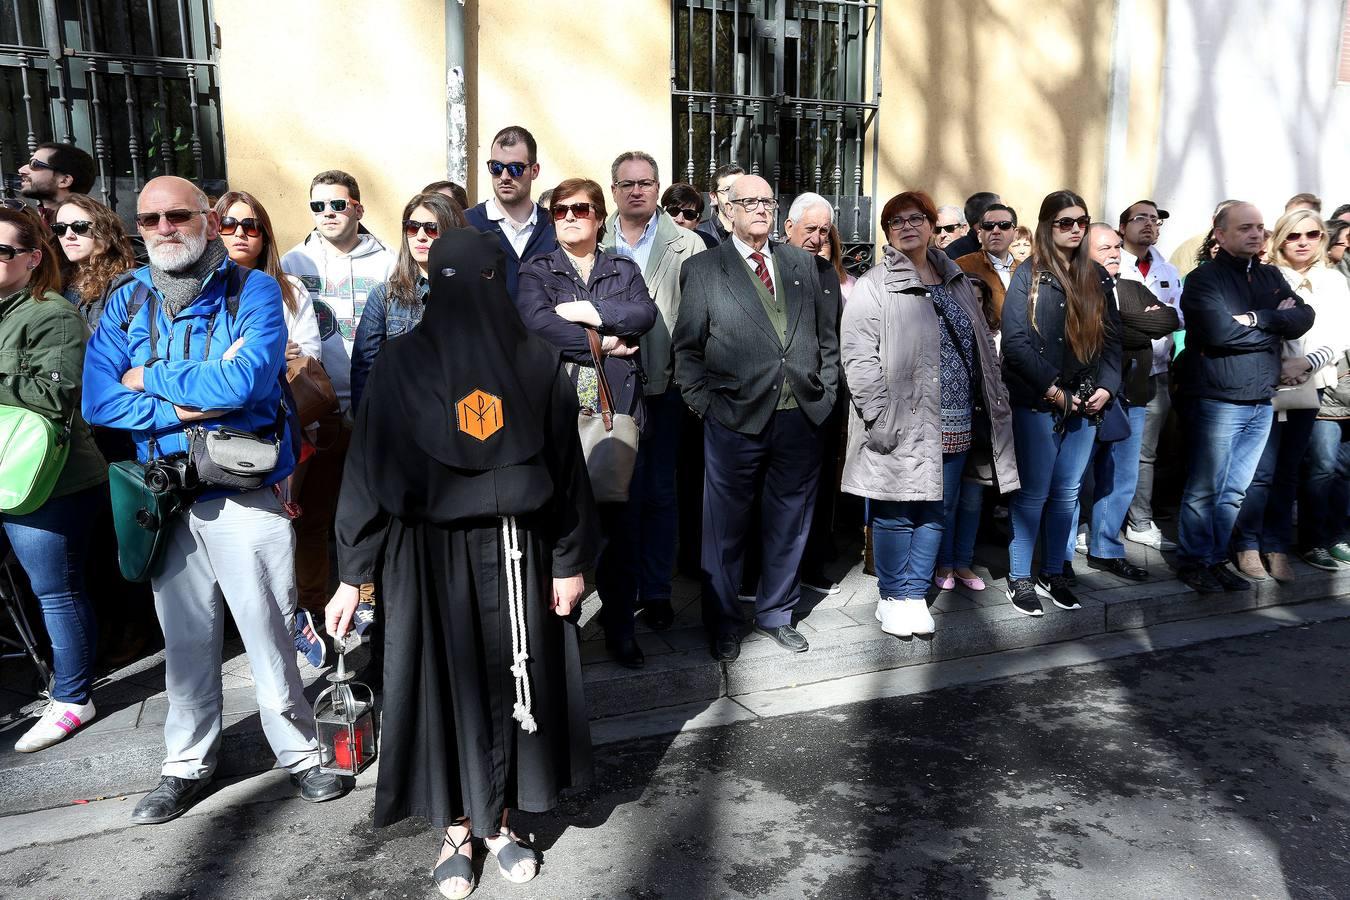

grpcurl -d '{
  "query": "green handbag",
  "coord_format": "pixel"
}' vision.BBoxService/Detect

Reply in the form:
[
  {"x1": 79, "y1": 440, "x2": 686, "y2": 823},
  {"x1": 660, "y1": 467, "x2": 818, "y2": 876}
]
[
  {"x1": 108, "y1": 459, "x2": 184, "y2": 583},
  {"x1": 0, "y1": 405, "x2": 71, "y2": 516}
]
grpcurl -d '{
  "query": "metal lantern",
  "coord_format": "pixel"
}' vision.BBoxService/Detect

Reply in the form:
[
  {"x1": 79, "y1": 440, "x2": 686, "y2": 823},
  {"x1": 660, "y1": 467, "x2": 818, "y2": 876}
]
[{"x1": 314, "y1": 636, "x2": 377, "y2": 776}]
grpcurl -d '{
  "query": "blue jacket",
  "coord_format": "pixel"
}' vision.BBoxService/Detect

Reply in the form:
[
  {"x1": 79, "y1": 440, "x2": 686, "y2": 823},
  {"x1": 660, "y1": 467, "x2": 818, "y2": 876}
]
[
  {"x1": 1178, "y1": 249, "x2": 1316, "y2": 403},
  {"x1": 464, "y1": 201, "x2": 557, "y2": 297},
  {"x1": 82, "y1": 259, "x2": 296, "y2": 489},
  {"x1": 350, "y1": 278, "x2": 428, "y2": 413}
]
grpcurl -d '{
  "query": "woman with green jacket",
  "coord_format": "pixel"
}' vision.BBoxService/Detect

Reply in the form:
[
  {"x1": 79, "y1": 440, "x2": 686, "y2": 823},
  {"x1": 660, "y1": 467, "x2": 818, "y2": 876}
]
[{"x1": 0, "y1": 205, "x2": 107, "y2": 753}]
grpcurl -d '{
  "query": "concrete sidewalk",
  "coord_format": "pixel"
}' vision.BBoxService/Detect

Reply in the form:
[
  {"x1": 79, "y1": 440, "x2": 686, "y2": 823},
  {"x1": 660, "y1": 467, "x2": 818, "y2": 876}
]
[{"x1": 2, "y1": 535, "x2": 1348, "y2": 814}]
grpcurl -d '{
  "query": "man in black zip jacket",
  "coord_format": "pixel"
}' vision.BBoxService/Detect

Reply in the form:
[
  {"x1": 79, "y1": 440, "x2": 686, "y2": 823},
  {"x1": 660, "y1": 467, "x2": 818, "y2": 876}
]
[{"x1": 1176, "y1": 202, "x2": 1315, "y2": 594}]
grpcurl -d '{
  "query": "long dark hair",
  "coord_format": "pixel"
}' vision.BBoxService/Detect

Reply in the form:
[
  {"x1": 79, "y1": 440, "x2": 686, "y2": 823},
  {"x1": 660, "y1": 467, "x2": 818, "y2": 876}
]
[
  {"x1": 55, "y1": 193, "x2": 136, "y2": 307},
  {"x1": 389, "y1": 192, "x2": 466, "y2": 309},
  {"x1": 214, "y1": 190, "x2": 300, "y2": 315},
  {"x1": 1028, "y1": 189, "x2": 1104, "y2": 361},
  {"x1": 0, "y1": 206, "x2": 62, "y2": 300}
]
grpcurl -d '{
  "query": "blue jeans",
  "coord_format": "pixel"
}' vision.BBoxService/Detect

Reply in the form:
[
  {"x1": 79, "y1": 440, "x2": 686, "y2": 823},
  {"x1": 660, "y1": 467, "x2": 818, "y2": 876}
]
[
  {"x1": 872, "y1": 452, "x2": 965, "y2": 599},
  {"x1": 938, "y1": 473, "x2": 984, "y2": 570},
  {"x1": 1087, "y1": 404, "x2": 1148, "y2": 558},
  {"x1": 1009, "y1": 408, "x2": 1097, "y2": 580},
  {"x1": 1300, "y1": 418, "x2": 1350, "y2": 549},
  {"x1": 1232, "y1": 407, "x2": 1317, "y2": 553},
  {"x1": 1178, "y1": 399, "x2": 1273, "y2": 567},
  {"x1": 1, "y1": 485, "x2": 104, "y2": 703},
  {"x1": 620, "y1": 386, "x2": 683, "y2": 606}
]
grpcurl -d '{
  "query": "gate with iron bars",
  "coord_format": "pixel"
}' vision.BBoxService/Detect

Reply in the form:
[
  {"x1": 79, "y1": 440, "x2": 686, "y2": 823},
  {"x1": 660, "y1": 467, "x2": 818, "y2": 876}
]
[
  {"x1": 0, "y1": 0, "x2": 225, "y2": 219},
  {"x1": 672, "y1": 0, "x2": 882, "y2": 273}
]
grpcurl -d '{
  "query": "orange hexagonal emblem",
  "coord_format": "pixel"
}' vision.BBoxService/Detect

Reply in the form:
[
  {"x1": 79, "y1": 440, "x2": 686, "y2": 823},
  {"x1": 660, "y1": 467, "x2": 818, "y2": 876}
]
[{"x1": 456, "y1": 389, "x2": 504, "y2": 441}]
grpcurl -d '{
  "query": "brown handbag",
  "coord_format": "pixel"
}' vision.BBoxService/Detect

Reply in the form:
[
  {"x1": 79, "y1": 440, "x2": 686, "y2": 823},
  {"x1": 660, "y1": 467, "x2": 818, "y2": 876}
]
[
  {"x1": 286, "y1": 355, "x2": 338, "y2": 428},
  {"x1": 576, "y1": 328, "x2": 639, "y2": 504}
]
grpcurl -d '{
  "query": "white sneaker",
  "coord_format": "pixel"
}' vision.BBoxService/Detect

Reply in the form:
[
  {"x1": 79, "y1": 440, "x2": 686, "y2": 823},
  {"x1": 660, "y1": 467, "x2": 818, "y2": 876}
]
[
  {"x1": 1125, "y1": 524, "x2": 1177, "y2": 552},
  {"x1": 1074, "y1": 530, "x2": 1089, "y2": 554},
  {"x1": 906, "y1": 598, "x2": 936, "y2": 635},
  {"x1": 15, "y1": 699, "x2": 96, "y2": 753},
  {"x1": 875, "y1": 597, "x2": 913, "y2": 637}
]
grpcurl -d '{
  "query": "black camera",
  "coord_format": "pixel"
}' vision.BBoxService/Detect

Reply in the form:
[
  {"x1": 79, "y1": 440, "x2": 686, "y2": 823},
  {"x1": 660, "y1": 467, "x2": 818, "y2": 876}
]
[
  {"x1": 143, "y1": 454, "x2": 197, "y2": 494},
  {"x1": 1071, "y1": 380, "x2": 1106, "y2": 427}
]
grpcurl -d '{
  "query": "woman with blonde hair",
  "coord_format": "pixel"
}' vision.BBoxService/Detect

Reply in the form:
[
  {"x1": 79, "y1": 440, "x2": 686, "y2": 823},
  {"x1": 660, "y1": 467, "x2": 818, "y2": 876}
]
[{"x1": 53, "y1": 193, "x2": 136, "y2": 329}]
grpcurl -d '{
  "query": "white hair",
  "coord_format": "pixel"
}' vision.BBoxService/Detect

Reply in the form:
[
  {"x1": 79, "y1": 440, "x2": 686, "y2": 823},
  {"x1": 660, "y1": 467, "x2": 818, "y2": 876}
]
[
  {"x1": 787, "y1": 192, "x2": 834, "y2": 223},
  {"x1": 937, "y1": 205, "x2": 966, "y2": 225}
]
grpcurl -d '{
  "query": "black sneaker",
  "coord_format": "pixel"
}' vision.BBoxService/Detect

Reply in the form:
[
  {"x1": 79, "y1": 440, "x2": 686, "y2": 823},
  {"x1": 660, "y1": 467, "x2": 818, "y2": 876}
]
[
  {"x1": 1177, "y1": 564, "x2": 1224, "y2": 594},
  {"x1": 1209, "y1": 563, "x2": 1252, "y2": 592},
  {"x1": 1006, "y1": 578, "x2": 1044, "y2": 617},
  {"x1": 1061, "y1": 561, "x2": 1078, "y2": 585},
  {"x1": 1036, "y1": 572, "x2": 1082, "y2": 610}
]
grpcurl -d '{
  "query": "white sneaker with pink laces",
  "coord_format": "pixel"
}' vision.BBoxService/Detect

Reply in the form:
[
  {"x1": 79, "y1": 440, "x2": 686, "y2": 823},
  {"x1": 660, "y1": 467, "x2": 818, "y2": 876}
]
[{"x1": 14, "y1": 699, "x2": 96, "y2": 752}]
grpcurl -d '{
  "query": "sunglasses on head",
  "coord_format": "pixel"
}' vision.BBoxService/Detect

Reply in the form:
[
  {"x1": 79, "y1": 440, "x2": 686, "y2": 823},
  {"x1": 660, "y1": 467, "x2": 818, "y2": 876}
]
[
  {"x1": 665, "y1": 205, "x2": 699, "y2": 222},
  {"x1": 51, "y1": 220, "x2": 93, "y2": 237},
  {"x1": 551, "y1": 202, "x2": 594, "y2": 221},
  {"x1": 935, "y1": 223, "x2": 963, "y2": 234},
  {"x1": 980, "y1": 220, "x2": 1015, "y2": 231},
  {"x1": 134, "y1": 208, "x2": 205, "y2": 229},
  {"x1": 0, "y1": 244, "x2": 34, "y2": 261},
  {"x1": 1, "y1": 198, "x2": 28, "y2": 210},
  {"x1": 403, "y1": 219, "x2": 440, "y2": 239},
  {"x1": 487, "y1": 160, "x2": 529, "y2": 179},
  {"x1": 1283, "y1": 229, "x2": 1323, "y2": 243},
  {"x1": 218, "y1": 217, "x2": 262, "y2": 238},
  {"x1": 309, "y1": 198, "x2": 353, "y2": 214},
  {"x1": 1052, "y1": 215, "x2": 1091, "y2": 232}
]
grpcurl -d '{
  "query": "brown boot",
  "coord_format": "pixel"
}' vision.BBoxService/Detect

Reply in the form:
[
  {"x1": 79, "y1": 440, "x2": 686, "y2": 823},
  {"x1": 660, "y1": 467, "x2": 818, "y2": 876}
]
[
  {"x1": 1233, "y1": 549, "x2": 1268, "y2": 581},
  {"x1": 1264, "y1": 552, "x2": 1295, "y2": 583}
]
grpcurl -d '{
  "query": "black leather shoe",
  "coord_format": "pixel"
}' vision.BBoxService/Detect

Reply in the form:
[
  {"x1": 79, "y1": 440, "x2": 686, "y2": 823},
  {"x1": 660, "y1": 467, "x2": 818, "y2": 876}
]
[
  {"x1": 1087, "y1": 555, "x2": 1148, "y2": 581},
  {"x1": 638, "y1": 600, "x2": 675, "y2": 631},
  {"x1": 131, "y1": 775, "x2": 212, "y2": 825},
  {"x1": 1208, "y1": 563, "x2": 1252, "y2": 592},
  {"x1": 1177, "y1": 564, "x2": 1224, "y2": 594},
  {"x1": 756, "y1": 624, "x2": 810, "y2": 653},
  {"x1": 291, "y1": 765, "x2": 346, "y2": 803},
  {"x1": 605, "y1": 634, "x2": 646, "y2": 669},
  {"x1": 711, "y1": 632, "x2": 741, "y2": 662}
]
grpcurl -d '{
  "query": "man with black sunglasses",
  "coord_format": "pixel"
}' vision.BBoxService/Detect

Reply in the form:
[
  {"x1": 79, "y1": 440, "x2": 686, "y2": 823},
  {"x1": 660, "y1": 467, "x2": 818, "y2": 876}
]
[
  {"x1": 464, "y1": 125, "x2": 555, "y2": 297},
  {"x1": 17, "y1": 142, "x2": 97, "y2": 225},
  {"x1": 955, "y1": 203, "x2": 1020, "y2": 314},
  {"x1": 933, "y1": 205, "x2": 968, "y2": 250},
  {"x1": 943, "y1": 191, "x2": 1001, "y2": 260}
]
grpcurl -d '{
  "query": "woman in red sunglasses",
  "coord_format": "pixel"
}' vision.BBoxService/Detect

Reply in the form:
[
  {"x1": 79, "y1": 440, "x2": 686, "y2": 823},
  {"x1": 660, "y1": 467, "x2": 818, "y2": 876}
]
[{"x1": 54, "y1": 193, "x2": 135, "y2": 330}]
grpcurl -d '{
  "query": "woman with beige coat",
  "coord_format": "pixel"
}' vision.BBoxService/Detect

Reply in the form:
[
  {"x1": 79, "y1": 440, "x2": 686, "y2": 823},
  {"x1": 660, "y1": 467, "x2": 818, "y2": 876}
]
[{"x1": 841, "y1": 190, "x2": 1018, "y2": 639}]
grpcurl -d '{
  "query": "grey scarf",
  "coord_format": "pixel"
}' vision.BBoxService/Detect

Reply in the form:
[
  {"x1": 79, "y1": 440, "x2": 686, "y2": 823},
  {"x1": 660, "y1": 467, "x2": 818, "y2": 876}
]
[{"x1": 151, "y1": 239, "x2": 229, "y2": 317}]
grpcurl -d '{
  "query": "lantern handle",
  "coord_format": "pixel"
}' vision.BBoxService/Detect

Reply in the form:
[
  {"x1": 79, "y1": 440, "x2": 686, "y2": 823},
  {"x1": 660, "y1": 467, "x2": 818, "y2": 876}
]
[{"x1": 327, "y1": 634, "x2": 358, "y2": 684}]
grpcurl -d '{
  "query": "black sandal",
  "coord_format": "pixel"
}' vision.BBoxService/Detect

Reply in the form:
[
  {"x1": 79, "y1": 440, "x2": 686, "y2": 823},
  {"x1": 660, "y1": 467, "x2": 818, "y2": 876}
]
[
  {"x1": 486, "y1": 828, "x2": 539, "y2": 884},
  {"x1": 432, "y1": 820, "x2": 476, "y2": 900}
]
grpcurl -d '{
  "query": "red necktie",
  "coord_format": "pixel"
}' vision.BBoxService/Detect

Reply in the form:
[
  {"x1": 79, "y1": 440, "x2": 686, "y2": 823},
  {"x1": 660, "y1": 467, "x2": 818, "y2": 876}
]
[{"x1": 750, "y1": 251, "x2": 775, "y2": 296}]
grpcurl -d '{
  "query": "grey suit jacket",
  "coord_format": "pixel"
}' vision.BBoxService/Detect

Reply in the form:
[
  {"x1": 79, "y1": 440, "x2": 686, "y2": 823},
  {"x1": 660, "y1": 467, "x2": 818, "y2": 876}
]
[{"x1": 673, "y1": 240, "x2": 840, "y2": 435}]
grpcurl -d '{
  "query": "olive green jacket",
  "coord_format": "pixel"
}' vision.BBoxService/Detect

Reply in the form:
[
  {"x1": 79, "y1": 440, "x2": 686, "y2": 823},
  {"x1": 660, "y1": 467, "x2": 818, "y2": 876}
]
[{"x1": 0, "y1": 287, "x2": 106, "y2": 500}]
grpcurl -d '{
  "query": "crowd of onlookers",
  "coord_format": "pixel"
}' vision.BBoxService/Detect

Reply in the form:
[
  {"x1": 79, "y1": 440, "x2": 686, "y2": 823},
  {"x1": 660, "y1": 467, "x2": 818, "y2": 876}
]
[{"x1": 2, "y1": 129, "x2": 1348, "y2": 832}]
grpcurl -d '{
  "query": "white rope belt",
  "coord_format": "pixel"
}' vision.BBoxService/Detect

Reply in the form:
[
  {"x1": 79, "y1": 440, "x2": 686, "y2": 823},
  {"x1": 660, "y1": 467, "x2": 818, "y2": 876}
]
[{"x1": 501, "y1": 516, "x2": 537, "y2": 734}]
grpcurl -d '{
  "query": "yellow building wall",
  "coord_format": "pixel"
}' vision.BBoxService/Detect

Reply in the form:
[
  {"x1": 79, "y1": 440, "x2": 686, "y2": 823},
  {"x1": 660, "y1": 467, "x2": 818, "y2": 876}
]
[{"x1": 214, "y1": 1, "x2": 446, "y2": 252}]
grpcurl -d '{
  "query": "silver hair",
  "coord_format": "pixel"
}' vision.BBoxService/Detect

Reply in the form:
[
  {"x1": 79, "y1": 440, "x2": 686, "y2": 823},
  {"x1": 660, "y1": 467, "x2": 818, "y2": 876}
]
[
  {"x1": 787, "y1": 192, "x2": 833, "y2": 223},
  {"x1": 936, "y1": 205, "x2": 966, "y2": 225},
  {"x1": 610, "y1": 151, "x2": 660, "y2": 185}
]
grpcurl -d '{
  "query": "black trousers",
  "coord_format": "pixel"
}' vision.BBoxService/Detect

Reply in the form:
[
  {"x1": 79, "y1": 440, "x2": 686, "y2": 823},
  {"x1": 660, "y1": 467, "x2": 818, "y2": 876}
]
[{"x1": 701, "y1": 408, "x2": 821, "y2": 636}]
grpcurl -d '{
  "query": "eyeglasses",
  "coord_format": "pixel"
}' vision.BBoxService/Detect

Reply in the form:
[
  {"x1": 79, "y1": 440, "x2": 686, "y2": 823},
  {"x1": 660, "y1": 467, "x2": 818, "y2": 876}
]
[
  {"x1": 935, "y1": 223, "x2": 964, "y2": 234},
  {"x1": 403, "y1": 219, "x2": 440, "y2": 238},
  {"x1": 487, "y1": 160, "x2": 529, "y2": 179},
  {"x1": 615, "y1": 179, "x2": 658, "y2": 194},
  {"x1": 1126, "y1": 214, "x2": 1164, "y2": 226},
  {"x1": 51, "y1": 221, "x2": 93, "y2": 237},
  {"x1": 134, "y1": 208, "x2": 206, "y2": 229},
  {"x1": 1052, "y1": 216, "x2": 1092, "y2": 232},
  {"x1": 886, "y1": 213, "x2": 928, "y2": 231},
  {"x1": 24, "y1": 157, "x2": 57, "y2": 173},
  {"x1": 980, "y1": 220, "x2": 1015, "y2": 232},
  {"x1": 1283, "y1": 230, "x2": 1323, "y2": 243},
  {"x1": 309, "y1": 199, "x2": 353, "y2": 214},
  {"x1": 0, "y1": 245, "x2": 34, "y2": 261},
  {"x1": 218, "y1": 217, "x2": 262, "y2": 238},
  {"x1": 729, "y1": 197, "x2": 779, "y2": 212},
  {"x1": 665, "y1": 205, "x2": 700, "y2": 222},
  {"x1": 551, "y1": 202, "x2": 595, "y2": 221}
]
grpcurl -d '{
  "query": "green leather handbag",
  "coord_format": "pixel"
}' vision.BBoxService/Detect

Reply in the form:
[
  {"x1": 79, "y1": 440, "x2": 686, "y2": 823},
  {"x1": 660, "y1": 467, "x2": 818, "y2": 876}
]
[
  {"x1": 108, "y1": 459, "x2": 184, "y2": 583},
  {"x1": 0, "y1": 405, "x2": 71, "y2": 516}
]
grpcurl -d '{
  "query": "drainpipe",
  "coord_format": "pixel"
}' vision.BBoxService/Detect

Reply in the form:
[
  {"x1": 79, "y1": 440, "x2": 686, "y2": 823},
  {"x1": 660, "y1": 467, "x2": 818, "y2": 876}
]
[{"x1": 446, "y1": 0, "x2": 468, "y2": 187}]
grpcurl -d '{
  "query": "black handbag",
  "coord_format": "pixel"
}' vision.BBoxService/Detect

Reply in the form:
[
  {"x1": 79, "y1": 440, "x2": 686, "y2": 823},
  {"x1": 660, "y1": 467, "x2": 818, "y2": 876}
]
[{"x1": 1095, "y1": 397, "x2": 1132, "y2": 443}]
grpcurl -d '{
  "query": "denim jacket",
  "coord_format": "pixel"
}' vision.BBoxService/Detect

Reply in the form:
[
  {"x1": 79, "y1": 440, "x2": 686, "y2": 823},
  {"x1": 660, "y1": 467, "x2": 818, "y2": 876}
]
[{"x1": 350, "y1": 278, "x2": 427, "y2": 413}]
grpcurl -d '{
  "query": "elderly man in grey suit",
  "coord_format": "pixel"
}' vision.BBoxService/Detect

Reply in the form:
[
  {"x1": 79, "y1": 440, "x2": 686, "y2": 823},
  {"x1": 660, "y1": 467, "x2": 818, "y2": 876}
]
[
  {"x1": 674, "y1": 174, "x2": 841, "y2": 661},
  {"x1": 602, "y1": 150, "x2": 705, "y2": 640}
]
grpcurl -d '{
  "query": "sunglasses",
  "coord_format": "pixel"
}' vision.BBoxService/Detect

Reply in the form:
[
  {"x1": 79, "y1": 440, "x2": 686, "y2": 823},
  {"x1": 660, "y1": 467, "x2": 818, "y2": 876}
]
[
  {"x1": 980, "y1": 220, "x2": 1015, "y2": 231},
  {"x1": 1283, "y1": 230, "x2": 1323, "y2": 243},
  {"x1": 551, "y1": 202, "x2": 595, "y2": 221},
  {"x1": 0, "y1": 244, "x2": 34, "y2": 261},
  {"x1": 218, "y1": 216, "x2": 262, "y2": 238},
  {"x1": 309, "y1": 199, "x2": 354, "y2": 213},
  {"x1": 487, "y1": 160, "x2": 529, "y2": 179},
  {"x1": 134, "y1": 208, "x2": 205, "y2": 229},
  {"x1": 935, "y1": 223, "x2": 963, "y2": 234},
  {"x1": 51, "y1": 220, "x2": 93, "y2": 237},
  {"x1": 1052, "y1": 215, "x2": 1092, "y2": 232},
  {"x1": 1, "y1": 198, "x2": 28, "y2": 210},
  {"x1": 403, "y1": 219, "x2": 440, "y2": 239},
  {"x1": 25, "y1": 157, "x2": 57, "y2": 173},
  {"x1": 665, "y1": 205, "x2": 699, "y2": 222}
]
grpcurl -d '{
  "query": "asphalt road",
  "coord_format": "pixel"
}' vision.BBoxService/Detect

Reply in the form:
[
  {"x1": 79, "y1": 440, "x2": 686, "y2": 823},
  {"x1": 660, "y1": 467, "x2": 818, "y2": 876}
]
[{"x1": 3, "y1": 617, "x2": 1350, "y2": 900}]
